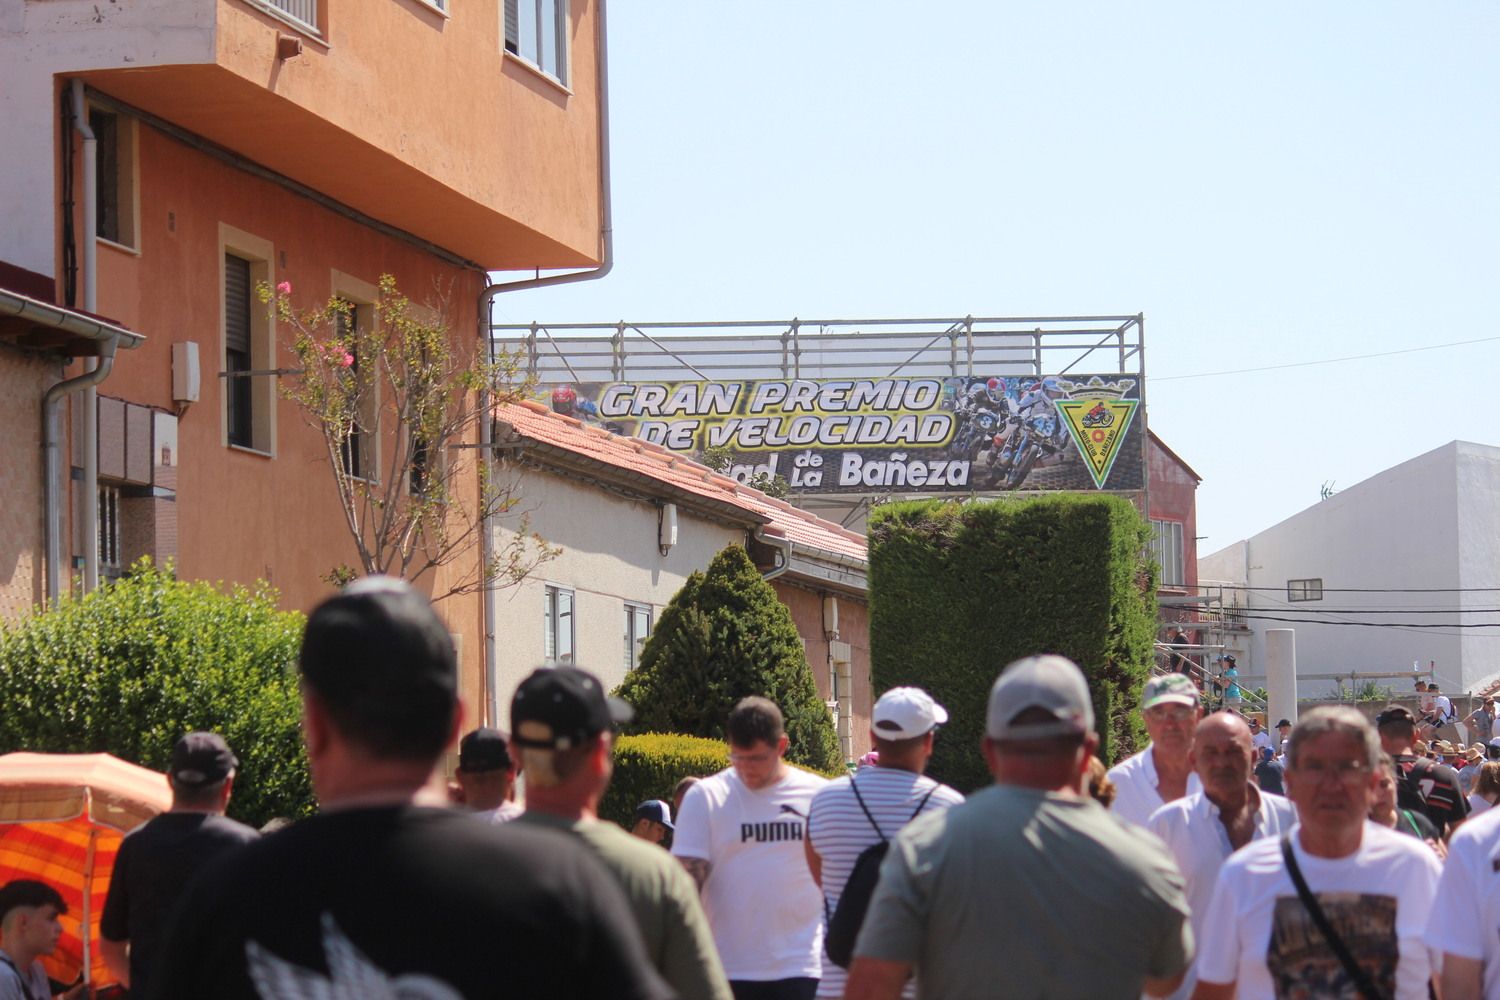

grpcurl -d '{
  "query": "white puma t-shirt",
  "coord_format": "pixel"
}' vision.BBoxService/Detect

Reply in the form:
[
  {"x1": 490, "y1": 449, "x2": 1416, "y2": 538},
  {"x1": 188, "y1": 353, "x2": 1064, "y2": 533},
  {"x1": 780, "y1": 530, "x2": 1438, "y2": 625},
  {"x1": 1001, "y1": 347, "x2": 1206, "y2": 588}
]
[{"x1": 672, "y1": 765, "x2": 827, "y2": 980}]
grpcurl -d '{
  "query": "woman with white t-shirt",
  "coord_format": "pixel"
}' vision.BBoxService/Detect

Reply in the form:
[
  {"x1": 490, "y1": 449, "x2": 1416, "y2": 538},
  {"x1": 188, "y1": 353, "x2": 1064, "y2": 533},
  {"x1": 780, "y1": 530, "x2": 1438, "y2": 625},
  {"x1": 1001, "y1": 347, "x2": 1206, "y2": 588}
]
[{"x1": 1467, "y1": 761, "x2": 1500, "y2": 815}]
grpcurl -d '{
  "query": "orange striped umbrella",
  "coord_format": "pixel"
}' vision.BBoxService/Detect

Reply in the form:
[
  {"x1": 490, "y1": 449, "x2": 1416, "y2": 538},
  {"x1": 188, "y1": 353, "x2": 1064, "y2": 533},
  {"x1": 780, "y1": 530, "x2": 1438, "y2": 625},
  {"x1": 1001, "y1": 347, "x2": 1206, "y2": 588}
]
[{"x1": 0, "y1": 753, "x2": 171, "y2": 987}]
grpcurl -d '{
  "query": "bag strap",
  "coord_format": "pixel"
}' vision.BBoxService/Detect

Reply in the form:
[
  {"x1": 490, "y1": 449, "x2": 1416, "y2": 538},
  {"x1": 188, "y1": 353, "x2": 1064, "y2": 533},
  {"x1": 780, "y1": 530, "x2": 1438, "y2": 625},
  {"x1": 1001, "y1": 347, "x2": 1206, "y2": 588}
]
[
  {"x1": 909, "y1": 784, "x2": 938, "y2": 821},
  {"x1": 848, "y1": 777, "x2": 888, "y2": 843},
  {"x1": 1279, "y1": 833, "x2": 1388, "y2": 1000},
  {"x1": 0, "y1": 955, "x2": 39, "y2": 1000}
]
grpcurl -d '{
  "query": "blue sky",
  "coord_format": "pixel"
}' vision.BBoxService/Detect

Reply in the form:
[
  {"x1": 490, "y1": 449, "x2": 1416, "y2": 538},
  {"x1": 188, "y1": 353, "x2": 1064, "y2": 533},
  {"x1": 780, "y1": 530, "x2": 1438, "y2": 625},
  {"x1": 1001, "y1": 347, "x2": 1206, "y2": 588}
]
[{"x1": 492, "y1": 2, "x2": 1500, "y2": 553}]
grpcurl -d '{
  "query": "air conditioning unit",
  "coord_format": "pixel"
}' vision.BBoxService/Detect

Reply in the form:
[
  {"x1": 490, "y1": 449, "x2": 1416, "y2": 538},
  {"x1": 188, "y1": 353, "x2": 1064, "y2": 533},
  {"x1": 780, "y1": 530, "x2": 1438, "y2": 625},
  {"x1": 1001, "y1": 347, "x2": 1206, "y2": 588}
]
[{"x1": 171, "y1": 342, "x2": 200, "y2": 403}]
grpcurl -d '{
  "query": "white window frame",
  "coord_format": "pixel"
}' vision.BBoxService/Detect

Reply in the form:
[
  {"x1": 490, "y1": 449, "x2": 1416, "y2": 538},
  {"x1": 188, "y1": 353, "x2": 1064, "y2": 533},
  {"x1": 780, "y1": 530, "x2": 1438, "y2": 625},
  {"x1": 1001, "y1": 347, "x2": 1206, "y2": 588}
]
[
  {"x1": 219, "y1": 225, "x2": 277, "y2": 456},
  {"x1": 1150, "y1": 518, "x2": 1185, "y2": 589},
  {"x1": 99, "y1": 482, "x2": 123, "y2": 578},
  {"x1": 544, "y1": 584, "x2": 575, "y2": 665},
  {"x1": 1287, "y1": 578, "x2": 1324, "y2": 602},
  {"x1": 504, "y1": 0, "x2": 570, "y2": 87},
  {"x1": 88, "y1": 103, "x2": 140, "y2": 253},
  {"x1": 623, "y1": 601, "x2": 652, "y2": 670}
]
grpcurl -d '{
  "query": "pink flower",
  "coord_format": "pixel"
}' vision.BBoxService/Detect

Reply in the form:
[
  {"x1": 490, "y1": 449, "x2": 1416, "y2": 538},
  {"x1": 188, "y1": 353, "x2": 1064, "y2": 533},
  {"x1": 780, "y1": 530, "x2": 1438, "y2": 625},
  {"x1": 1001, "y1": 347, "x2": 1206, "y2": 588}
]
[
  {"x1": 340, "y1": 353, "x2": 354, "y2": 368},
  {"x1": 276, "y1": 281, "x2": 292, "y2": 294}
]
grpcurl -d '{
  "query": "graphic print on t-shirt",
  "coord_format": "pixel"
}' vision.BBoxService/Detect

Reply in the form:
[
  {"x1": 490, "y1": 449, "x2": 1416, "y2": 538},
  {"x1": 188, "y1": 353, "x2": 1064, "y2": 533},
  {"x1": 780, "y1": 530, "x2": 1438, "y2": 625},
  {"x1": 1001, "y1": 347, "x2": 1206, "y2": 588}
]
[
  {"x1": 246, "y1": 913, "x2": 462, "y2": 999},
  {"x1": 1266, "y1": 894, "x2": 1396, "y2": 999}
]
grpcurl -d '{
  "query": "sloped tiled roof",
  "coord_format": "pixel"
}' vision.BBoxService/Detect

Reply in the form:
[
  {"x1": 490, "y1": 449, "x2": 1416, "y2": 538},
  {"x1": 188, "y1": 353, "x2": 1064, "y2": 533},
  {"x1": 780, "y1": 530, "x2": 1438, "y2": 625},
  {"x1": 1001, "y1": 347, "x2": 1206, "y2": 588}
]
[{"x1": 494, "y1": 400, "x2": 867, "y2": 565}]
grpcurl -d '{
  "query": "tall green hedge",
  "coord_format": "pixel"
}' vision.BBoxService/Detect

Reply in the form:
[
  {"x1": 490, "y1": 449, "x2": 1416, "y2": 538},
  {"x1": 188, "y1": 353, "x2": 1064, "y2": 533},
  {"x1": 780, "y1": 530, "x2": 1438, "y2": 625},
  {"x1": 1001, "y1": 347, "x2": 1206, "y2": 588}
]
[
  {"x1": 0, "y1": 561, "x2": 314, "y2": 827},
  {"x1": 614, "y1": 545, "x2": 841, "y2": 771},
  {"x1": 868, "y1": 495, "x2": 1157, "y2": 793},
  {"x1": 601, "y1": 733, "x2": 729, "y2": 828}
]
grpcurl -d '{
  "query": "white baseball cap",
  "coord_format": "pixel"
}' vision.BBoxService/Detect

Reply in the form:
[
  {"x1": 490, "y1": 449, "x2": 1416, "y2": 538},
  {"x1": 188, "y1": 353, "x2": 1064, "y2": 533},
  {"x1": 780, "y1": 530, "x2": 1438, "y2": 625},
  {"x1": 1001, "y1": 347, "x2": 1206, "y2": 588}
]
[
  {"x1": 872, "y1": 687, "x2": 949, "y2": 740},
  {"x1": 987, "y1": 654, "x2": 1095, "y2": 741}
]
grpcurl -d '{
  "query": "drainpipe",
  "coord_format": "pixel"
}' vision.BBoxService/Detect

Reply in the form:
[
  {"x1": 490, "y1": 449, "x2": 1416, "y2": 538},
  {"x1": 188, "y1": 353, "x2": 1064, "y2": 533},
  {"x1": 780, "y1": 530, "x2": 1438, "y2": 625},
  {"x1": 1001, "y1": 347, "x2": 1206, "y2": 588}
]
[
  {"x1": 477, "y1": 0, "x2": 615, "y2": 723},
  {"x1": 755, "y1": 527, "x2": 792, "y2": 581},
  {"x1": 43, "y1": 79, "x2": 107, "y2": 600}
]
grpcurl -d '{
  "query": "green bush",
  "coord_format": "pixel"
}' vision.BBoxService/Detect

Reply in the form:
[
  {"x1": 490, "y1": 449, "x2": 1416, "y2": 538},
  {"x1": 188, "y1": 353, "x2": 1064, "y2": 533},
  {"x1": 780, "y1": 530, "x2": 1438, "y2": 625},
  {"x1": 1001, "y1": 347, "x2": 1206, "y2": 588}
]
[
  {"x1": 601, "y1": 733, "x2": 729, "y2": 828},
  {"x1": 614, "y1": 545, "x2": 841, "y2": 771},
  {"x1": 0, "y1": 560, "x2": 314, "y2": 828},
  {"x1": 868, "y1": 495, "x2": 1157, "y2": 793}
]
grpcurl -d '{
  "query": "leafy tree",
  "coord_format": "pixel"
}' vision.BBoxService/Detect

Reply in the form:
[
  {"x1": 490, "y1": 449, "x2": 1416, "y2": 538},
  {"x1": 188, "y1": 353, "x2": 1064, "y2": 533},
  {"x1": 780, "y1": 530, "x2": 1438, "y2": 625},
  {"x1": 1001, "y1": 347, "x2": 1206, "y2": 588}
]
[
  {"x1": 0, "y1": 560, "x2": 312, "y2": 827},
  {"x1": 699, "y1": 445, "x2": 791, "y2": 499},
  {"x1": 263, "y1": 275, "x2": 556, "y2": 597},
  {"x1": 614, "y1": 545, "x2": 840, "y2": 770}
]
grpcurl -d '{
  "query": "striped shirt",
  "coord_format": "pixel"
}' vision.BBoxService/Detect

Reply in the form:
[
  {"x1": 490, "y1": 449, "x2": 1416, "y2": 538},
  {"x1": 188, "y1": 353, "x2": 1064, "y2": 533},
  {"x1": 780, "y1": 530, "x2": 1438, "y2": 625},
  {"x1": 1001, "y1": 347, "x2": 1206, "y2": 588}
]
[{"x1": 807, "y1": 767, "x2": 964, "y2": 998}]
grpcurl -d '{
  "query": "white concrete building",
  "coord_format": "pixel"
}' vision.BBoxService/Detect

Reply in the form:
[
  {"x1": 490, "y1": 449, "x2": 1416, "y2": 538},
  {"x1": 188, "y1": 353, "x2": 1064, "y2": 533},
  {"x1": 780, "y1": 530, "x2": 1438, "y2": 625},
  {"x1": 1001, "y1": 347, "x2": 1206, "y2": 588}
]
[{"x1": 1199, "y1": 441, "x2": 1500, "y2": 698}]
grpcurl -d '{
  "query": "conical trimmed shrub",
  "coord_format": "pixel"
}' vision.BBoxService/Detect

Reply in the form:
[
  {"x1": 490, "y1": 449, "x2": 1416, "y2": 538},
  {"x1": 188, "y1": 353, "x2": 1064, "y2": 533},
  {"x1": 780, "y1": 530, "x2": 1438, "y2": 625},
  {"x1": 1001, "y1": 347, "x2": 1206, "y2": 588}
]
[{"x1": 614, "y1": 545, "x2": 840, "y2": 771}]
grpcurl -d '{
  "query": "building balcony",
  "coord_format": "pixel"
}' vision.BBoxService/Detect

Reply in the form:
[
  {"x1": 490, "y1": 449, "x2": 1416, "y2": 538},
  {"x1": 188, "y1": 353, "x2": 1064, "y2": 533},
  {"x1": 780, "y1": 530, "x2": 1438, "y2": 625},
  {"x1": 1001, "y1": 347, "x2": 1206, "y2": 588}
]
[{"x1": 39, "y1": 0, "x2": 602, "y2": 270}]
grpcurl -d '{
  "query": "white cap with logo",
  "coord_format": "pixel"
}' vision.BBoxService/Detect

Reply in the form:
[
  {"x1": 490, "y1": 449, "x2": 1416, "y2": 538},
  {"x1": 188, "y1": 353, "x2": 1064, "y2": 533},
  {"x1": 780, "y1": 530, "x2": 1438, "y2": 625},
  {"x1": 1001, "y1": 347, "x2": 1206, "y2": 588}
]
[
  {"x1": 872, "y1": 687, "x2": 949, "y2": 740},
  {"x1": 986, "y1": 654, "x2": 1095, "y2": 741}
]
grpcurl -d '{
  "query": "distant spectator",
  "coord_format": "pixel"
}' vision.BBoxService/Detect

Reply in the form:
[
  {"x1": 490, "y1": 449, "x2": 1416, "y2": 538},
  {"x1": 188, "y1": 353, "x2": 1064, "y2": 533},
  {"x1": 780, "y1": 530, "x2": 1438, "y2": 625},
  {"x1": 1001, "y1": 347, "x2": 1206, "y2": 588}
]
[
  {"x1": 1458, "y1": 745, "x2": 1484, "y2": 794},
  {"x1": 1085, "y1": 755, "x2": 1117, "y2": 808},
  {"x1": 672, "y1": 776, "x2": 700, "y2": 820},
  {"x1": 0, "y1": 880, "x2": 86, "y2": 1000},
  {"x1": 631, "y1": 800, "x2": 674, "y2": 847},
  {"x1": 1466, "y1": 697, "x2": 1497, "y2": 744},
  {"x1": 455, "y1": 726, "x2": 523, "y2": 823},
  {"x1": 672, "y1": 696, "x2": 828, "y2": 999},
  {"x1": 806, "y1": 687, "x2": 963, "y2": 999},
  {"x1": 1370, "y1": 753, "x2": 1444, "y2": 857},
  {"x1": 1377, "y1": 704, "x2": 1469, "y2": 836},
  {"x1": 1469, "y1": 762, "x2": 1500, "y2": 817},
  {"x1": 1107, "y1": 674, "x2": 1202, "y2": 827},
  {"x1": 1274, "y1": 719, "x2": 1292, "y2": 760},
  {"x1": 100, "y1": 731, "x2": 259, "y2": 997},
  {"x1": 1253, "y1": 746, "x2": 1285, "y2": 795}
]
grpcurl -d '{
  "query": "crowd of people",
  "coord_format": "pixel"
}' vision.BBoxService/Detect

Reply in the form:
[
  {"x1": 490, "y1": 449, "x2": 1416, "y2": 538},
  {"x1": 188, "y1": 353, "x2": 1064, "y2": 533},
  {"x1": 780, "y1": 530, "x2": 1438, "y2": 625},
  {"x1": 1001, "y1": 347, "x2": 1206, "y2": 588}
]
[{"x1": 7, "y1": 580, "x2": 1500, "y2": 998}]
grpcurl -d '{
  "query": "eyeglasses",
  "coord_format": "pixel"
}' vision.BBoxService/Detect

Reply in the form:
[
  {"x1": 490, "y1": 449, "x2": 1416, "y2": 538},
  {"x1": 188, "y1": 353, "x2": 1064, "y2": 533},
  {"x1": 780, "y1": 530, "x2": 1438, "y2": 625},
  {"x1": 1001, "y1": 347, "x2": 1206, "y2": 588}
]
[{"x1": 1144, "y1": 705, "x2": 1196, "y2": 723}]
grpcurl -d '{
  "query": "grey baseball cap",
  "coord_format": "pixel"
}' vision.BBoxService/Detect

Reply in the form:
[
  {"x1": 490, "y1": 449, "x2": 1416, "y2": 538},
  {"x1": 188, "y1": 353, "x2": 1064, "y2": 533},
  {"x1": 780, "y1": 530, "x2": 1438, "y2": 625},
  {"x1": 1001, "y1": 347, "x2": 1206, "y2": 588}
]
[{"x1": 987, "y1": 654, "x2": 1095, "y2": 741}]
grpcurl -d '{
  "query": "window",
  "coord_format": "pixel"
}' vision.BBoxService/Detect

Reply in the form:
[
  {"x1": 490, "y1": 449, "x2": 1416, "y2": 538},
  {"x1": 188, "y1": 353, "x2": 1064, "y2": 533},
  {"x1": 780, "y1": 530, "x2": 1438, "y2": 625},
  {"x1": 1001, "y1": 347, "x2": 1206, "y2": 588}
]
[
  {"x1": 1287, "y1": 578, "x2": 1324, "y2": 602},
  {"x1": 89, "y1": 107, "x2": 137, "y2": 249},
  {"x1": 335, "y1": 304, "x2": 375, "y2": 480},
  {"x1": 505, "y1": 0, "x2": 569, "y2": 85},
  {"x1": 220, "y1": 227, "x2": 276, "y2": 453},
  {"x1": 624, "y1": 602, "x2": 652, "y2": 670},
  {"x1": 99, "y1": 483, "x2": 123, "y2": 579},
  {"x1": 262, "y1": 0, "x2": 319, "y2": 32},
  {"x1": 544, "y1": 585, "x2": 575, "y2": 665},
  {"x1": 1150, "y1": 519, "x2": 1185, "y2": 589}
]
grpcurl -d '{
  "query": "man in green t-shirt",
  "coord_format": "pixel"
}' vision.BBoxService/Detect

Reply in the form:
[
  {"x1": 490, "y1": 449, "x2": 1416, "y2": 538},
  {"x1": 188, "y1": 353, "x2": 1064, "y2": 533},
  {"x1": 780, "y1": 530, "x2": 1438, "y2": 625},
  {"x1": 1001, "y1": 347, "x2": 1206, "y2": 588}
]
[
  {"x1": 846, "y1": 655, "x2": 1193, "y2": 1000},
  {"x1": 511, "y1": 666, "x2": 732, "y2": 1000}
]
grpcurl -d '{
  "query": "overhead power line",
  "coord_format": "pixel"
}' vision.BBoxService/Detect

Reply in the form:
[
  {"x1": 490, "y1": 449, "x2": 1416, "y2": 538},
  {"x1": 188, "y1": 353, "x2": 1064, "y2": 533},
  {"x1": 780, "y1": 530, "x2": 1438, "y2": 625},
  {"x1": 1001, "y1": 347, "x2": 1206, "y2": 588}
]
[{"x1": 1153, "y1": 333, "x2": 1500, "y2": 382}]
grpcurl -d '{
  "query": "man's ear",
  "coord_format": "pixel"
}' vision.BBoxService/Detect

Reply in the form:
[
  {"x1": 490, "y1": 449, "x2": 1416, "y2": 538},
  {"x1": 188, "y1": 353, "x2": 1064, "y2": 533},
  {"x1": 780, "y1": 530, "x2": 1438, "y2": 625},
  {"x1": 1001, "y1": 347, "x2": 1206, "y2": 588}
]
[
  {"x1": 301, "y1": 685, "x2": 329, "y2": 759},
  {"x1": 777, "y1": 733, "x2": 790, "y2": 757}
]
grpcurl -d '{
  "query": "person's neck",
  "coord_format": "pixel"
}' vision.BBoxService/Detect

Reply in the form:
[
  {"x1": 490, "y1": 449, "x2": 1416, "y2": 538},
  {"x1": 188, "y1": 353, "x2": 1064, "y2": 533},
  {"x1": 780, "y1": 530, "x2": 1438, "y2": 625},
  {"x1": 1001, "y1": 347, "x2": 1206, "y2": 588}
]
[
  {"x1": 3, "y1": 938, "x2": 39, "y2": 968},
  {"x1": 1205, "y1": 779, "x2": 1253, "y2": 816},
  {"x1": 1297, "y1": 821, "x2": 1364, "y2": 859},
  {"x1": 993, "y1": 759, "x2": 1082, "y2": 795},
  {"x1": 522, "y1": 789, "x2": 597, "y2": 823},
  {"x1": 1370, "y1": 805, "x2": 1398, "y2": 828},
  {"x1": 875, "y1": 757, "x2": 924, "y2": 775},
  {"x1": 167, "y1": 802, "x2": 224, "y2": 816},
  {"x1": 314, "y1": 762, "x2": 449, "y2": 812},
  {"x1": 1151, "y1": 744, "x2": 1193, "y2": 781}
]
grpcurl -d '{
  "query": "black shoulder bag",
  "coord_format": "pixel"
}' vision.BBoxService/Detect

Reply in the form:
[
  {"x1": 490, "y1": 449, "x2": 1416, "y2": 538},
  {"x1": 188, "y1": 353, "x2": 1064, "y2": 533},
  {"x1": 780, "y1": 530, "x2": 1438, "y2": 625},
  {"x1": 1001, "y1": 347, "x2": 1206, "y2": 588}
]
[
  {"x1": 823, "y1": 779, "x2": 937, "y2": 969},
  {"x1": 1279, "y1": 833, "x2": 1388, "y2": 1000}
]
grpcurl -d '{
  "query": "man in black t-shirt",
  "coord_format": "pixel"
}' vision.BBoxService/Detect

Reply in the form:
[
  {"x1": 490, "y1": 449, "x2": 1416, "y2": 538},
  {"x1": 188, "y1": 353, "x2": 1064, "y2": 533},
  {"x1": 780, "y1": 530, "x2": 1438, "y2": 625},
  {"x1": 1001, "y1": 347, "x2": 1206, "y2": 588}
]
[
  {"x1": 1376, "y1": 704, "x2": 1469, "y2": 836},
  {"x1": 100, "y1": 731, "x2": 259, "y2": 997},
  {"x1": 148, "y1": 577, "x2": 670, "y2": 1000}
]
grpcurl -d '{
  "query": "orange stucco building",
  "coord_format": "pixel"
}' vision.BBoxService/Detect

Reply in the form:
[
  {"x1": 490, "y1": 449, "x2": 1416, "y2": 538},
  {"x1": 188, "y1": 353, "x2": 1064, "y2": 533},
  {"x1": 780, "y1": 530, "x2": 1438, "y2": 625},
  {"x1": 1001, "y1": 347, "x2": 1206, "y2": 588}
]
[{"x1": 1, "y1": 0, "x2": 608, "y2": 720}]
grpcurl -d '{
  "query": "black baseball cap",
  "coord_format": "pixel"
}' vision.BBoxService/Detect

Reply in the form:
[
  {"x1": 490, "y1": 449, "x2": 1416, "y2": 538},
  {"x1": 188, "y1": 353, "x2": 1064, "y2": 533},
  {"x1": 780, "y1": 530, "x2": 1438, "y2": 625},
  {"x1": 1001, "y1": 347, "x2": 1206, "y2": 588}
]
[
  {"x1": 634, "y1": 799, "x2": 674, "y2": 829},
  {"x1": 457, "y1": 728, "x2": 513, "y2": 773},
  {"x1": 1276, "y1": 719, "x2": 1292, "y2": 728},
  {"x1": 170, "y1": 732, "x2": 238, "y2": 787},
  {"x1": 510, "y1": 667, "x2": 633, "y2": 751}
]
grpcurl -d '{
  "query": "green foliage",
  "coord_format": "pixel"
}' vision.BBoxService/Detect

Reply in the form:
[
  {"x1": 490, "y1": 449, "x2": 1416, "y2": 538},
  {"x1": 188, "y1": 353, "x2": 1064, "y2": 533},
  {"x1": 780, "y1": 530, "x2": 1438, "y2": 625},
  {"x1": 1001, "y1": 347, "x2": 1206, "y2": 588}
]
[
  {"x1": 601, "y1": 733, "x2": 729, "y2": 828},
  {"x1": 698, "y1": 446, "x2": 792, "y2": 499},
  {"x1": 0, "y1": 560, "x2": 313, "y2": 828},
  {"x1": 868, "y1": 495, "x2": 1158, "y2": 793},
  {"x1": 614, "y1": 545, "x2": 841, "y2": 771}
]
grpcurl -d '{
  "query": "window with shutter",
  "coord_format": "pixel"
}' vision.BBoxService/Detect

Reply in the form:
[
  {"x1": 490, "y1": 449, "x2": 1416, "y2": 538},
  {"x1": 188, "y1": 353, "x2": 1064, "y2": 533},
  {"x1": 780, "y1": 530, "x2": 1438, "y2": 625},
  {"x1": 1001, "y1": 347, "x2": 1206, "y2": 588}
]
[{"x1": 224, "y1": 254, "x2": 254, "y2": 448}]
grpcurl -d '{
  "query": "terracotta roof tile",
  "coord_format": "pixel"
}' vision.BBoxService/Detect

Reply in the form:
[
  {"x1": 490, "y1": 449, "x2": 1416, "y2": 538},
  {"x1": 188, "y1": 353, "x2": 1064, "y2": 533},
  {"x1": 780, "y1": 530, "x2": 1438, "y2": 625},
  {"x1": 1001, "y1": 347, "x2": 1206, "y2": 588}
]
[{"x1": 496, "y1": 401, "x2": 867, "y2": 565}]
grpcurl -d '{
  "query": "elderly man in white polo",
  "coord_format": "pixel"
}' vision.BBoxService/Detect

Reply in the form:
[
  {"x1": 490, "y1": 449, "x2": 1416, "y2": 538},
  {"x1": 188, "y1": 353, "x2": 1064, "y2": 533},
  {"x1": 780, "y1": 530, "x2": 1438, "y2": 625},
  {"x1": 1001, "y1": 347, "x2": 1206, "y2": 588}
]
[{"x1": 1108, "y1": 674, "x2": 1203, "y2": 827}]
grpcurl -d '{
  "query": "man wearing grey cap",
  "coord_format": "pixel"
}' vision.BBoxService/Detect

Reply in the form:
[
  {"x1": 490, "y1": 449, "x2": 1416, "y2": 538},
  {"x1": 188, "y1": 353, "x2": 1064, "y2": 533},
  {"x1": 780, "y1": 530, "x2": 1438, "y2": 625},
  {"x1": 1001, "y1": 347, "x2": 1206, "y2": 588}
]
[
  {"x1": 99, "y1": 731, "x2": 259, "y2": 998},
  {"x1": 805, "y1": 687, "x2": 963, "y2": 1000},
  {"x1": 845, "y1": 655, "x2": 1193, "y2": 1000},
  {"x1": 1107, "y1": 673, "x2": 1204, "y2": 827}
]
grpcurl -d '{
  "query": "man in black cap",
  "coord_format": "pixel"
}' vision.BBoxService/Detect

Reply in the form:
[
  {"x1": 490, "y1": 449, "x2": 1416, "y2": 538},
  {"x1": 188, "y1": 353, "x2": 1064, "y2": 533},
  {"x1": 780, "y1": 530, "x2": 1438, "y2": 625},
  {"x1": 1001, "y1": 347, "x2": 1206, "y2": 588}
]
[
  {"x1": 149, "y1": 578, "x2": 669, "y2": 1000},
  {"x1": 454, "y1": 727, "x2": 522, "y2": 823},
  {"x1": 631, "y1": 801, "x2": 674, "y2": 847},
  {"x1": 1377, "y1": 703, "x2": 1469, "y2": 836},
  {"x1": 99, "y1": 731, "x2": 259, "y2": 997},
  {"x1": 511, "y1": 666, "x2": 731, "y2": 1000}
]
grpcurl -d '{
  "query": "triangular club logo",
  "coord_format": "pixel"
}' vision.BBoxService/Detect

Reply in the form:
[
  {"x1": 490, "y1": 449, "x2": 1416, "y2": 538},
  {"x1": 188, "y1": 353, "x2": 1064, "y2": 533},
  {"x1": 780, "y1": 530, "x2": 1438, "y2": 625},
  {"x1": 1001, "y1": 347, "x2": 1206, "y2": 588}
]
[{"x1": 1055, "y1": 398, "x2": 1140, "y2": 489}]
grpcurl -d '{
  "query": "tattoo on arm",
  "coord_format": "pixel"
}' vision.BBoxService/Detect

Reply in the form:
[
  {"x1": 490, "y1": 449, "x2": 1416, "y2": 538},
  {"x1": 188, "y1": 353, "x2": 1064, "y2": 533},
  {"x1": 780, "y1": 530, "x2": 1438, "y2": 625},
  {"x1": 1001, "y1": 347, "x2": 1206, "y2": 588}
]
[{"x1": 678, "y1": 856, "x2": 712, "y2": 892}]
